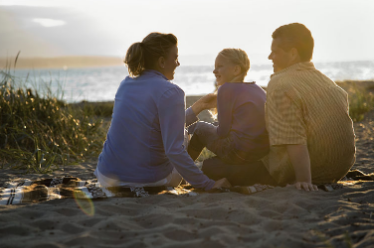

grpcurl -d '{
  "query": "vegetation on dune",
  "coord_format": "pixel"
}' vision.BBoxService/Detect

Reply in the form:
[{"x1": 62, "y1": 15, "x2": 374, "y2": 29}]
[
  {"x1": 1, "y1": 59, "x2": 373, "y2": 172},
  {"x1": 336, "y1": 80, "x2": 374, "y2": 122},
  {"x1": 0, "y1": 66, "x2": 108, "y2": 173}
]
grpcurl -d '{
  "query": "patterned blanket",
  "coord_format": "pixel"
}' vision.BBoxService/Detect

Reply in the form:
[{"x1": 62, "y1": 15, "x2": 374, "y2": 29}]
[
  {"x1": 1, "y1": 170, "x2": 371, "y2": 205},
  {"x1": 0, "y1": 176, "x2": 276, "y2": 205}
]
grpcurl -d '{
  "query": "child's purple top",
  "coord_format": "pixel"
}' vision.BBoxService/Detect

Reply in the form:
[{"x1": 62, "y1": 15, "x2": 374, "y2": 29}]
[{"x1": 217, "y1": 82, "x2": 269, "y2": 160}]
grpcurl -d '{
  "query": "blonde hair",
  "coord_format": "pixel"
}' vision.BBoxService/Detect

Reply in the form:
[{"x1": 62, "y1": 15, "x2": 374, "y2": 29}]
[
  {"x1": 217, "y1": 48, "x2": 250, "y2": 82},
  {"x1": 124, "y1": 32, "x2": 178, "y2": 77},
  {"x1": 210, "y1": 48, "x2": 251, "y2": 119}
]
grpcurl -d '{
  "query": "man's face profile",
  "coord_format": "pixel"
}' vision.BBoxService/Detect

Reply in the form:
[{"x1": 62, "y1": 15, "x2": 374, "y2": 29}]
[{"x1": 268, "y1": 38, "x2": 295, "y2": 73}]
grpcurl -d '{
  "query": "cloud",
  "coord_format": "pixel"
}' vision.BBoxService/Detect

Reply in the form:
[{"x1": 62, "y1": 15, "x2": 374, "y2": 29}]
[{"x1": 33, "y1": 18, "x2": 66, "y2": 27}]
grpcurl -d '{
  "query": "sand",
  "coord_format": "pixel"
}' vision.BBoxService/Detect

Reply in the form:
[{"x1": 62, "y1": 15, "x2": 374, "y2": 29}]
[{"x1": 1, "y1": 96, "x2": 374, "y2": 248}]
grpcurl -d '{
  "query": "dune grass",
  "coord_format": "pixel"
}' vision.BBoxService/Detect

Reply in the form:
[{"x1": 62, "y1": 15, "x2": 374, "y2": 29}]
[
  {"x1": 336, "y1": 80, "x2": 374, "y2": 122},
  {"x1": 0, "y1": 66, "x2": 107, "y2": 173}
]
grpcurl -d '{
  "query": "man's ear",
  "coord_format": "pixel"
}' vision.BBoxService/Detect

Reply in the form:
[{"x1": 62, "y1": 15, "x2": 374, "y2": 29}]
[
  {"x1": 158, "y1": 56, "x2": 165, "y2": 69},
  {"x1": 290, "y1": 47, "x2": 301, "y2": 62}
]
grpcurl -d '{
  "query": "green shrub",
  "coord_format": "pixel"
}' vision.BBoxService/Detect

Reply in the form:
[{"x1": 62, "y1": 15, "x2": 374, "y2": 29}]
[
  {"x1": 337, "y1": 80, "x2": 374, "y2": 122},
  {"x1": 0, "y1": 68, "x2": 107, "y2": 173},
  {"x1": 348, "y1": 88, "x2": 374, "y2": 122},
  {"x1": 69, "y1": 101, "x2": 114, "y2": 118}
]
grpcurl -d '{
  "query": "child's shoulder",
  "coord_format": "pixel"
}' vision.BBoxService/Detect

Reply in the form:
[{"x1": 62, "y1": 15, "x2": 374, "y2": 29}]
[{"x1": 220, "y1": 82, "x2": 260, "y2": 91}]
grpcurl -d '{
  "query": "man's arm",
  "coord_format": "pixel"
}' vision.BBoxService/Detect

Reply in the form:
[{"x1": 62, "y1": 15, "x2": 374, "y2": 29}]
[{"x1": 286, "y1": 144, "x2": 318, "y2": 191}]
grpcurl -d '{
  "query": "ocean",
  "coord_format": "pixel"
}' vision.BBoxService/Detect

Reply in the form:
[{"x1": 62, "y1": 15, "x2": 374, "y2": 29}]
[{"x1": 10, "y1": 60, "x2": 374, "y2": 103}]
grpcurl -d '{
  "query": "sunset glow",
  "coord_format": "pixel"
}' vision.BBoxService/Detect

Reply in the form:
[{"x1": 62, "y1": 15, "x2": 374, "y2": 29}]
[{"x1": 1, "y1": 0, "x2": 373, "y2": 65}]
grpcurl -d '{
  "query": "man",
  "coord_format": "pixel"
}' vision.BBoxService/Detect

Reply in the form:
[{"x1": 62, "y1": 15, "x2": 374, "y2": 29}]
[{"x1": 263, "y1": 23, "x2": 356, "y2": 191}]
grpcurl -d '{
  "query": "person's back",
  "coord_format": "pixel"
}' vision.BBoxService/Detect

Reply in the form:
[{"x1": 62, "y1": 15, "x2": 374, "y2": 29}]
[
  {"x1": 217, "y1": 82, "x2": 269, "y2": 161},
  {"x1": 95, "y1": 32, "x2": 228, "y2": 191},
  {"x1": 264, "y1": 23, "x2": 355, "y2": 190},
  {"x1": 265, "y1": 62, "x2": 355, "y2": 184},
  {"x1": 99, "y1": 70, "x2": 180, "y2": 183}
]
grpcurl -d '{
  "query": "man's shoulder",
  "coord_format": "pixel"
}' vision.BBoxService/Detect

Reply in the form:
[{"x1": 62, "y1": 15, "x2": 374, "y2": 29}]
[
  {"x1": 267, "y1": 74, "x2": 293, "y2": 93},
  {"x1": 268, "y1": 65, "x2": 334, "y2": 92}
]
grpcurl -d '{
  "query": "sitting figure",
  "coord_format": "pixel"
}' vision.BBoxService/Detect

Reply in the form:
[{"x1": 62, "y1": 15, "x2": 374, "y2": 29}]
[
  {"x1": 94, "y1": 32, "x2": 230, "y2": 190},
  {"x1": 187, "y1": 48, "x2": 271, "y2": 186},
  {"x1": 263, "y1": 23, "x2": 356, "y2": 191}
]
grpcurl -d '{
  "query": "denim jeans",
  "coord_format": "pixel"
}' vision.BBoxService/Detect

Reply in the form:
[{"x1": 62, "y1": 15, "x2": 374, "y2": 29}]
[{"x1": 188, "y1": 121, "x2": 248, "y2": 165}]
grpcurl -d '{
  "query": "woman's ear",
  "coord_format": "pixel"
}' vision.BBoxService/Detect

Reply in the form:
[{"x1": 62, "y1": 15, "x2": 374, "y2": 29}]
[{"x1": 158, "y1": 56, "x2": 166, "y2": 69}]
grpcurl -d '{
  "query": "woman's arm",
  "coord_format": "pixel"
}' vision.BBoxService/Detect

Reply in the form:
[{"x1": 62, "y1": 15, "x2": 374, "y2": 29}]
[
  {"x1": 158, "y1": 87, "x2": 216, "y2": 190},
  {"x1": 190, "y1": 93, "x2": 217, "y2": 116},
  {"x1": 186, "y1": 93, "x2": 217, "y2": 127}
]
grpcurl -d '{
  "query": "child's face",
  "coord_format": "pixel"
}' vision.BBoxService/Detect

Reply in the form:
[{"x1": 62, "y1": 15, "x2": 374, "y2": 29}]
[{"x1": 213, "y1": 55, "x2": 237, "y2": 86}]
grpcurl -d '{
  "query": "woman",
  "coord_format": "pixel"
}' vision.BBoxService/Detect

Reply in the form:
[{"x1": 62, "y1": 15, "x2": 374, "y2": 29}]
[
  {"x1": 187, "y1": 48, "x2": 274, "y2": 186},
  {"x1": 94, "y1": 32, "x2": 229, "y2": 190}
]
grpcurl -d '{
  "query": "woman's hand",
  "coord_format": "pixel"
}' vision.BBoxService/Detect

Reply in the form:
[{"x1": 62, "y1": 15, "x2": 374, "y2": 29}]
[
  {"x1": 191, "y1": 93, "x2": 217, "y2": 116},
  {"x1": 199, "y1": 93, "x2": 217, "y2": 109},
  {"x1": 211, "y1": 178, "x2": 231, "y2": 189}
]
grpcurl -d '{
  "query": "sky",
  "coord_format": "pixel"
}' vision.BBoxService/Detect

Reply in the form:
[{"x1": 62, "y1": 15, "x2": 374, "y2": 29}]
[{"x1": 1, "y1": 0, "x2": 373, "y2": 65}]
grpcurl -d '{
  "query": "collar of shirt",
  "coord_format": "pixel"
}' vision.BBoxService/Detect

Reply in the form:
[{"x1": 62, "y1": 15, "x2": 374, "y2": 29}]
[
  {"x1": 142, "y1": 69, "x2": 169, "y2": 81},
  {"x1": 270, "y1": 62, "x2": 315, "y2": 79}
]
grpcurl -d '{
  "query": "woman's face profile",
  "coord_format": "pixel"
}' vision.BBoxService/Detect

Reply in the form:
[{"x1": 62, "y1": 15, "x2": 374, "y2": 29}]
[
  {"x1": 161, "y1": 45, "x2": 180, "y2": 80},
  {"x1": 213, "y1": 55, "x2": 237, "y2": 86}
]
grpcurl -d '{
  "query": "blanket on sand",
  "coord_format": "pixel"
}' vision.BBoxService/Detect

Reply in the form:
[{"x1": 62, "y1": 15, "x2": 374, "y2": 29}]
[{"x1": 1, "y1": 170, "x2": 372, "y2": 205}]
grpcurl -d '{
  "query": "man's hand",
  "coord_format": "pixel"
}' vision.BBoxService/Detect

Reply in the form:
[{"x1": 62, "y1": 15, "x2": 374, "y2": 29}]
[
  {"x1": 191, "y1": 93, "x2": 217, "y2": 116},
  {"x1": 288, "y1": 182, "x2": 318, "y2": 191},
  {"x1": 286, "y1": 144, "x2": 318, "y2": 192},
  {"x1": 211, "y1": 178, "x2": 231, "y2": 189}
]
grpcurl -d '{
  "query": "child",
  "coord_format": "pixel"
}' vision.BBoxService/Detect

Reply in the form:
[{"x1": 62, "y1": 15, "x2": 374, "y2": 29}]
[{"x1": 187, "y1": 48, "x2": 272, "y2": 185}]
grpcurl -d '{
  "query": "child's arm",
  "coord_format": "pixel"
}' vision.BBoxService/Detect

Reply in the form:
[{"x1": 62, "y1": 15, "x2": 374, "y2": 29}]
[
  {"x1": 286, "y1": 144, "x2": 318, "y2": 191},
  {"x1": 216, "y1": 85, "x2": 235, "y2": 137}
]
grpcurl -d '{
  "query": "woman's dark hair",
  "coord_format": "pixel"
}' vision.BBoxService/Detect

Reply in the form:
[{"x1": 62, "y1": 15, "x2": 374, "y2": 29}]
[
  {"x1": 124, "y1": 32, "x2": 178, "y2": 77},
  {"x1": 272, "y1": 23, "x2": 314, "y2": 62}
]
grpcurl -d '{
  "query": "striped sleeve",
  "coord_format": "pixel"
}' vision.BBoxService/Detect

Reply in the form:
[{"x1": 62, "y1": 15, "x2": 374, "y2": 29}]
[{"x1": 266, "y1": 84, "x2": 307, "y2": 146}]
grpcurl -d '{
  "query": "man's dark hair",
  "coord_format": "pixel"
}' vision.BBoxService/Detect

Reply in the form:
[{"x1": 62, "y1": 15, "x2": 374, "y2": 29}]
[{"x1": 272, "y1": 23, "x2": 314, "y2": 62}]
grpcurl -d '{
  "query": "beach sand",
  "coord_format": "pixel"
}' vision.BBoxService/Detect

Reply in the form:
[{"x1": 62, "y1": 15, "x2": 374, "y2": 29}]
[{"x1": 1, "y1": 96, "x2": 374, "y2": 248}]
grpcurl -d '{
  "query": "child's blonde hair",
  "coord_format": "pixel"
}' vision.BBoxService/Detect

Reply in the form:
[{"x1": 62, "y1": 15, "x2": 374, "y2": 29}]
[
  {"x1": 210, "y1": 48, "x2": 251, "y2": 119},
  {"x1": 217, "y1": 48, "x2": 250, "y2": 82}
]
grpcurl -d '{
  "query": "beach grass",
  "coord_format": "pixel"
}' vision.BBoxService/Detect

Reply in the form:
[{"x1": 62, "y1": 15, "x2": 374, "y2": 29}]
[
  {"x1": 336, "y1": 80, "x2": 374, "y2": 122},
  {"x1": 0, "y1": 66, "x2": 107, "y2": 172}
]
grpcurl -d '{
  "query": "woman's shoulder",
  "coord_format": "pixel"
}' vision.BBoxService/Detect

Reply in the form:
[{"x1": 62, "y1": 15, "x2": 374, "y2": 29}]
[
  {"x1": 135, "y1": 71, "x2": 184, "y2": 92},
  {"x1": 160, "y1": 83, "x2": 184, "y2": 99}
]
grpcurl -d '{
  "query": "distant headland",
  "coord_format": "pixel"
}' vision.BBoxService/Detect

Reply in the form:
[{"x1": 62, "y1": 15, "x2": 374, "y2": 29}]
[{"x1": 0, "y1": 56, "x2": 124, "y2": 69}]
